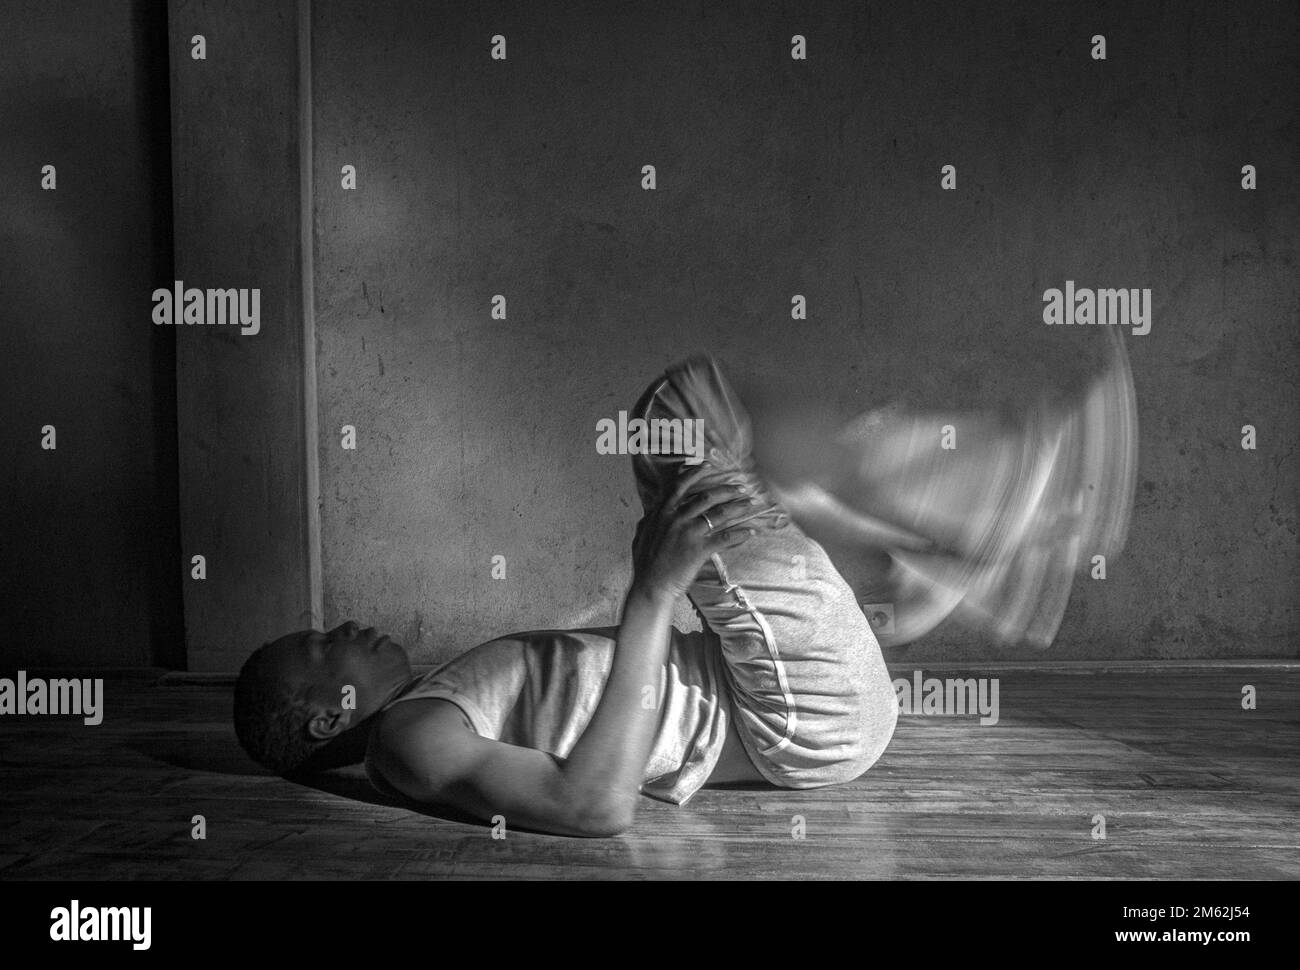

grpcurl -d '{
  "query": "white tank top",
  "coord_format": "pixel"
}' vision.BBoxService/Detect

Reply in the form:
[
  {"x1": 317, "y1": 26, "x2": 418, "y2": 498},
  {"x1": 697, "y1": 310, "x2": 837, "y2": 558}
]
[{"x1": 366, "y1": 626, "x2": 730, "y2": 804}]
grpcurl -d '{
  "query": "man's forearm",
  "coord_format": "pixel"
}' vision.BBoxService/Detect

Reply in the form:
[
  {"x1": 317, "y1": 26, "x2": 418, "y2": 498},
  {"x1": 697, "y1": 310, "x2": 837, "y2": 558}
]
[{"x1": 558, "y1": 581, "x2": 676, "y2": 825}]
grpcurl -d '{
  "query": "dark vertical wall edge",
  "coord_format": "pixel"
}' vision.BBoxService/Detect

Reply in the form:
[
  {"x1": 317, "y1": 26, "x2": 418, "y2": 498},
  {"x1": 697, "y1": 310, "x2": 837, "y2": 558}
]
[
  {"x1": 300, "y1": 0, "x2": 324, "y2": 632},
  {"x1": 133, "y1": 0, "x2": 185, "y2": 669}
]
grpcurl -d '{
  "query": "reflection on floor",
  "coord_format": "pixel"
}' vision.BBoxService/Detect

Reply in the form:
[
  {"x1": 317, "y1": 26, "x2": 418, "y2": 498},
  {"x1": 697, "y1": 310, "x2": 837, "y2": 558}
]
[{"x1": 1, "y1": 665, "x2": 1296, "y2": 879}]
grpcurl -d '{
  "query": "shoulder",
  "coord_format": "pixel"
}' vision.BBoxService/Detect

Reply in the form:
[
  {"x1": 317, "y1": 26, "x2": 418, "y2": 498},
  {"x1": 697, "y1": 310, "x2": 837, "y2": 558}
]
[{"x1": 366, "y1": 698, "x2": 478, "y2": 798}]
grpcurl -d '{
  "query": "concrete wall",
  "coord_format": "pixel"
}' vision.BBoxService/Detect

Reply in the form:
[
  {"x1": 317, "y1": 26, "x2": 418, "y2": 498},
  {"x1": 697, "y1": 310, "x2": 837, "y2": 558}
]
[
  {"x1": 167, "y1": 0, "x2": 319, "y2": 672},
  {"x1": 311, "y1": 0, "x2": 1297, "y2": 663},
  {"x1": 1, "y1": 0, "x2": 183, "y2": 668}
]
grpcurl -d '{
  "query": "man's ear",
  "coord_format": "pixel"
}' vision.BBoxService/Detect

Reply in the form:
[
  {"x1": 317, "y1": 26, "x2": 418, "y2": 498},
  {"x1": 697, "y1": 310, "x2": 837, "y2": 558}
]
[{"x1": 306, "y1": 706, "x2": 355, "y2": 741}]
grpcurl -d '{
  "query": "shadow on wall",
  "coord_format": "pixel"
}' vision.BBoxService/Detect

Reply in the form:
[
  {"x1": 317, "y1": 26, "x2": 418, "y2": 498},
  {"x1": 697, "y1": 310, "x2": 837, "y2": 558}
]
[{"x1": 1, "y1": 0, "x2": 181, "y2": 669}]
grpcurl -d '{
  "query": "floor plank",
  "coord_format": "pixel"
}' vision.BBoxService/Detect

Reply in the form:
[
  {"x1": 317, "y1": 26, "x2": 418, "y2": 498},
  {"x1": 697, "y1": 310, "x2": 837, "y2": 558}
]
[{"x1": 1, "y1": 666, "x2": 1296, "y2": 879}]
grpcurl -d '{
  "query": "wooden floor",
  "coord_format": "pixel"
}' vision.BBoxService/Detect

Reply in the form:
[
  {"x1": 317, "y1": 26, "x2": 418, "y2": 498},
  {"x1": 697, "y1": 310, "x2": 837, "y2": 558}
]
[{"x1": 2, "y1": 665, "x2": 1296, "y2": 880}]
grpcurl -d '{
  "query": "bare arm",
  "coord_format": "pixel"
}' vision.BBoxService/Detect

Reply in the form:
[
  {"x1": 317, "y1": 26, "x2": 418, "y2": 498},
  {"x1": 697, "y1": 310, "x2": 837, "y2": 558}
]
[{"x1": 371, "y1": 469, "x2": 760, "y2": 836}]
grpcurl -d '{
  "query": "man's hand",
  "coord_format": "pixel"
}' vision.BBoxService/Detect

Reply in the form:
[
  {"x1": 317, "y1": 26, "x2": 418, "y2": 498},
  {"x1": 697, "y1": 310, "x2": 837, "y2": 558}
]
[
  {"x1": 376, "y1": 464, "x2": 764, "y2": 837},
  {"x1": 631, "y1": 465, "x2": 759, "y2": 600}
]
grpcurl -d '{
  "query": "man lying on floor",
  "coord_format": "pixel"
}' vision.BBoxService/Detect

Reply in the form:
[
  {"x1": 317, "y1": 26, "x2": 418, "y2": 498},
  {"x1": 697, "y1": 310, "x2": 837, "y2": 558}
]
[{"x1": 234, "y1": 351, "x2": 1134, "y2": 837}]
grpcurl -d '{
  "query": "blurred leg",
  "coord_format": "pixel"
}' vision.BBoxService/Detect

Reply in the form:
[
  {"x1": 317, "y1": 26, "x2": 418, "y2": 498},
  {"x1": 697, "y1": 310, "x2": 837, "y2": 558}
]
[{"x1": 774, "y1": 328, "x2": 1139, "y2": 649}]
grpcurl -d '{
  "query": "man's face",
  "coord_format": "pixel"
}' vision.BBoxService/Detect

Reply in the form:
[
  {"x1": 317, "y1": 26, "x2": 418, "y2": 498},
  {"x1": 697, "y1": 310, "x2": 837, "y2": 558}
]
[{"x1": 264, "y1": 621, "x2": 412, "y2": 727}]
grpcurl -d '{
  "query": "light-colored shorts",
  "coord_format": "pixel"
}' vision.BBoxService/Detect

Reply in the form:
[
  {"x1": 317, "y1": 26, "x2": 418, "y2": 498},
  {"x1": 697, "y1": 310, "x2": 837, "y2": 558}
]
[{"x1": 631, "y1": 355, "x2": 898, "y2": 788}]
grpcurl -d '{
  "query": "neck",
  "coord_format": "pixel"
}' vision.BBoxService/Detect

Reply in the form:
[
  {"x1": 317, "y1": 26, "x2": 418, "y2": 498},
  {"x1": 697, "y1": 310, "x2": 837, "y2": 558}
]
[{"x1": 376, "y1": 670, "x2": 420, "y2": 712}]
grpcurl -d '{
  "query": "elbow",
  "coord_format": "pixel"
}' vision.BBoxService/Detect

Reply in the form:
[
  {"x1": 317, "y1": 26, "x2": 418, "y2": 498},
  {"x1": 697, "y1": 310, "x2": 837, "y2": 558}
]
[
  {"x1": 589, "y1": 810, "x2": 634, "y2": 838},
  {"x1": 582, "y1": 814, "x2": 633, "y2": 839},
  {"x1": 570, "y1": 794, "x2": 636, "y2": 838}
]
